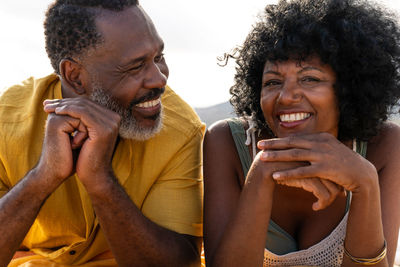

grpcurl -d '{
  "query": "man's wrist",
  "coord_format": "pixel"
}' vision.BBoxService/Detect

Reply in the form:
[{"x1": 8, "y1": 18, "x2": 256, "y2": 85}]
[{"x1": 79, "y1": 169, "x2": 119, "y2": 196}]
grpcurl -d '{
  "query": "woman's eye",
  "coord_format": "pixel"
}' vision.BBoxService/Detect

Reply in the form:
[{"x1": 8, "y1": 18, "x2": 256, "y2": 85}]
[
  {"x1": 301, "y1": 76, "x2": 320, "y2": 83},
  {"x1": 263, "y1": 80, "x2": 282, "y2": 88}
]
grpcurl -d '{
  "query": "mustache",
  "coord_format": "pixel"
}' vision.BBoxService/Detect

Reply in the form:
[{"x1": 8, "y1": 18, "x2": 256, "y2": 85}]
[{"x1": 129, "y1": 87, "x2": 165, "y2": 107}]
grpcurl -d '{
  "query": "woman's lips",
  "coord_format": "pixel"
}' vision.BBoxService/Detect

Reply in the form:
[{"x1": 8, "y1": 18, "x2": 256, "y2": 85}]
[{"x1": 278, "y1": 112, "x2": 311, "y2": 128}]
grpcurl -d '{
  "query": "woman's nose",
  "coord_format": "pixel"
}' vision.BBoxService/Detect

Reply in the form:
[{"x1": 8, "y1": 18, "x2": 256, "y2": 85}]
[{"x1": 277, "y1": 79, "x2": 302, "y2": 105}]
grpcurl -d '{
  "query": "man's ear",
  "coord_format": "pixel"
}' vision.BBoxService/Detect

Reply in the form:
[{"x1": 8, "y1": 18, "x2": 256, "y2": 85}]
[{"x1": 59, "y1": 58, "x2": 87, "y2": 95}]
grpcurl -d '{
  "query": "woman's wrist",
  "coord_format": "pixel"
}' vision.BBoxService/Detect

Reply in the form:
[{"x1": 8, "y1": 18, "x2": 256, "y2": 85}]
[{"x1": 351, "y1": 171, "x2": 379, "y2": 197}]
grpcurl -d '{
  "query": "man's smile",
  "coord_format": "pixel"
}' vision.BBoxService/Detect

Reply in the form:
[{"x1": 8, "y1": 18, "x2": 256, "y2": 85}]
[{"x1": 135, "y1": 97, "x2": 161, "y2": 108}]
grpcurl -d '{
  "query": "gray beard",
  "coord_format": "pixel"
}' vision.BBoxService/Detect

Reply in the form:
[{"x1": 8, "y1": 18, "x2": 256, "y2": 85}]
[{"x1": 89, "y1": 88, "x2": 163, "y2": 141}]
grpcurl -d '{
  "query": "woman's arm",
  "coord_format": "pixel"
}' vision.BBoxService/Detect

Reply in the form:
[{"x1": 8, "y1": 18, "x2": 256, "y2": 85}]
[
  {"x1": 204, "y1": 120, "x2": 275, "y2": 267},
  {"x1": 345, "y1": 122, "x2": 400, "y2": 267},
  {"x1": 204, "y1": 120, "x2": 311, "y2": 267}
]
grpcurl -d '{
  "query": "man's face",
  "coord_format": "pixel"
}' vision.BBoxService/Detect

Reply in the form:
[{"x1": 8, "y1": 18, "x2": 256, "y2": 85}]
[{"x1": 81, "y1": 5, "x2": 169, "y2": 140}]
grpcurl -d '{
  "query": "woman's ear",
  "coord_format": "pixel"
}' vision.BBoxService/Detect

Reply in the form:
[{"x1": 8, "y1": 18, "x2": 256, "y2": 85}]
[{"x1": 59, "y1": 58, "x2": 87, "y2": 95}]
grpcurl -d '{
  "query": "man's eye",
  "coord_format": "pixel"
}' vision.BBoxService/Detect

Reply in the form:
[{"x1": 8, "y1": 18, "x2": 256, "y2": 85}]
[
  {"x1": 155, "y1": 54, "x2": 165, "y2": 63},
  {"x1": 128, "y1": 63, "x2": 144, "y2": 72}
]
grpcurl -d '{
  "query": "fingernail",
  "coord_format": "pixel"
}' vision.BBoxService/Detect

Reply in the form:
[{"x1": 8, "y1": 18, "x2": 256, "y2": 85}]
[{"x1": 272, "y1": 172, "x2": 281, "y2": 179}]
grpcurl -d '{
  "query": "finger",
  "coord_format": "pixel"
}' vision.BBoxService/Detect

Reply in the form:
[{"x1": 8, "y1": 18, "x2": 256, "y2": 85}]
[
  {"x1": 320, "y1": 179, "x2": 343, "y2": 201},
  {"x1": 275, "y1": 177, "x2": 306, "y2": 189},
  {"x1": 46, "y1": 113, "x2": 81, "y2": 134},
  {"x1": 43, "y1": 99, "x2": 61, "y2": 105},
  {"x1": 276, "y1": 177, "x2": 332, "y2": 211},
  {"x1": 272, "y1": 165, "x2": 320, "y2": 180},
  {"x1": 44, "y1": 98, "x2": 102, "y2": 115},
  {"x1": 301, "y1": 179, "x2": 331, "y2": 211},
  {"x1": 45, "y1": 98, "x2": 121, "y2": 130},
  {"x1": 71, "y1": 121, "x2": 88, "y2": 149},
  {"x1": 257, "y1": 136, "x2": 312, "y2": 150},
  {"x1": 315, "y1": 179, "x2": 342, "y2": 210},
  {"x1": 43, "y1": 99, "x2": 62, "y2": 113},
  {"x1": 257, "y1": 132, "x2": 338, "y2": 150},
  {"x1": 260, "y1": 148, "x2": 315, "y2": 162}
]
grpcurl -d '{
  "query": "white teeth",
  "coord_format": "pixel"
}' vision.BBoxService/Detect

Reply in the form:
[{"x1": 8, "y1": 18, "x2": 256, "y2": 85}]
[
  {"x1": 136, "y1": 98, "x2": 161, "y2": 108},
  {"x1": 280, "y1": 113, "x2": 311, "y2": 122}
]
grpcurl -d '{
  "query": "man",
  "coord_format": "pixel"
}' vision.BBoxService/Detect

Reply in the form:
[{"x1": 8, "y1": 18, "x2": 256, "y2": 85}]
[{"x1": 0, "y1": 1, "x2": 204, "y2": 266}]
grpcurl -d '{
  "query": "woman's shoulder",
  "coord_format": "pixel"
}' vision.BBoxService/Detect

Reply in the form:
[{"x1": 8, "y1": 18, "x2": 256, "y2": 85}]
[
  {"x1": 207, "y1": 117, "x2": 247, "y2": 133},
  {"x1": 367, "y1": 121, "x2": 400, "y2": 171},
  {"x1": 204, "y1": 118, "x2": 248, "y2": 181},
  {"x1": 206, "y1": 118, "x2": 236, "y2": 144},
  {"x1": 206, "y1": 118, "x2": 248, "y2": 142}
]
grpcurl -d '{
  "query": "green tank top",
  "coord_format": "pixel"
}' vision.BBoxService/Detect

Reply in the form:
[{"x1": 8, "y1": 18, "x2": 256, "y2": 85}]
[{"x1": 226, "y1": 117, "x2": 367, "y2": 255}]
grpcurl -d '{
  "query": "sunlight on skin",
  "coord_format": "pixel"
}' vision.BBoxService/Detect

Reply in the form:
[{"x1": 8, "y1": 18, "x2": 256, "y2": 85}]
[{"x1": 0, "y1": 1, "x2": 399, "y2": 263}]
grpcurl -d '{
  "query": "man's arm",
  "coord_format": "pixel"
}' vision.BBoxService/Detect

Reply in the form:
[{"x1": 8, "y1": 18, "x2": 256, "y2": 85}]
[
  {"x1": 44, "y1": 98, "x2": 201, "y2": 266},
  {"x1": 89, "y1": 176, "x2": 201, "y2": 267},
  {"x1": 0, "y1": 114, "x2": 85, "y2": 265}
]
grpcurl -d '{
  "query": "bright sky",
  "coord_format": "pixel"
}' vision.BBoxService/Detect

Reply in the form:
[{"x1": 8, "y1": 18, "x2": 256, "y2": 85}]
[{"x1": 0, "y1": 0, "x2": 400, "y2": 108}]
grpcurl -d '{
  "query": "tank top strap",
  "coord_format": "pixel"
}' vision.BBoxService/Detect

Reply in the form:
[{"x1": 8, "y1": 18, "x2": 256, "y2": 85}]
[
  {"x1": 356, "y1": 140, "x2": 368, "y2": 158},
  {"x1": 226, "y1": 118, "x2": 252, "y2": 178}
]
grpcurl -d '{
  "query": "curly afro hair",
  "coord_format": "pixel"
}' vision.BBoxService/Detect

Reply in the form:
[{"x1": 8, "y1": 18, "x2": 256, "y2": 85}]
[
  {"x1": 44, "y1": 0, "x2": 138, "y2": 74},
  {"x1": 229, "y1": 0, "x2": 400, "y2": 141}
]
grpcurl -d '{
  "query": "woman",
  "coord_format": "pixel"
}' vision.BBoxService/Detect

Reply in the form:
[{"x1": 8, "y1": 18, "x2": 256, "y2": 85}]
[{"x1": 203, "y1": 0, "x2": 400, "y2": 266}]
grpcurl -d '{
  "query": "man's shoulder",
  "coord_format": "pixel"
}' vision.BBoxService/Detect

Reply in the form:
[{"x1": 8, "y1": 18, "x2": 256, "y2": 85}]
[
  {"x1": 0, "y1": 74, "x2": 60, "y2": 108},
  {"x1": 0, "y1": 74, "x2": 60, "y2": 122},
  {"x1": 161, "y1": 86, "x2": 205, "y2": 139}
]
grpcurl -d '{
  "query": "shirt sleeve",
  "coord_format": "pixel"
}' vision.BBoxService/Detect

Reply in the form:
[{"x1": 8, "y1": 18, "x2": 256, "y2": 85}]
[
  {"x1": 0, "y1": 161, "x2": 9, "y2": 198},
  {"x1": 141, "y1": 126, "x2": 204, "y2": 237}
]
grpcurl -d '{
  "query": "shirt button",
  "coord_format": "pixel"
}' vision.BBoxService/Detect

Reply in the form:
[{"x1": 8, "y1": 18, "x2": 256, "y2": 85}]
[{"x1": 69, "y1": 250, "x2": 76, "y2": 255}]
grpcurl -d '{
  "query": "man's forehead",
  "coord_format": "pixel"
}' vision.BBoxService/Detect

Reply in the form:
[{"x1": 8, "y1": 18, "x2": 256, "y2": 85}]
[
  {"x1": 95, "y1": 5, "x2": 148, "y2": 33},
  {"x1": 95, "y1": 6, "x2": 161, "y2": 45},
  {"x1": 86, "y1": 5, "x2": 163, "y2": 66}
]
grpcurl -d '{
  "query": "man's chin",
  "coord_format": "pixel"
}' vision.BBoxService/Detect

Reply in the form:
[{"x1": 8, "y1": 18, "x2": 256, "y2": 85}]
[
  {"x1": 119, "y1": 111, "x2": 163, "y2": 141},
  {"x1": 141, "y1": 111, "x2": 162, "y2": 123}
]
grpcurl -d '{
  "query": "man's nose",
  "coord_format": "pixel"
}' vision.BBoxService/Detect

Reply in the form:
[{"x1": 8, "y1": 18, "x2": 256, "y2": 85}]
[{"x1": 143, "y1": 62, "x2": 168, "y2": 89}]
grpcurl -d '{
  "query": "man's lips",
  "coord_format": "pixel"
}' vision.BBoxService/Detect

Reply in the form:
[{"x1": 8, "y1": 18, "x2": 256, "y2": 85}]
[
  {"x1": 130, "y1": 87, "x2": 165, "y2": 107},
  {"x1": 132, "y1": 97, "x2": 161, "y2": 118},
  {"x1": 135, "y1": 98, "x2": 161, "y2": 108},
  {"x1": 128, "y1": 88, "x2": 165, "y2": 117}
]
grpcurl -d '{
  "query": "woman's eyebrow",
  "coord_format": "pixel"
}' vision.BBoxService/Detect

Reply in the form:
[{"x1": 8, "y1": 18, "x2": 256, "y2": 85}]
[
  {"x1": 263, "y1": 70, "x2": 281, "y2": 75},
  {"x1": 298, "y1": 66, "x2": 324, "y2": 73}
]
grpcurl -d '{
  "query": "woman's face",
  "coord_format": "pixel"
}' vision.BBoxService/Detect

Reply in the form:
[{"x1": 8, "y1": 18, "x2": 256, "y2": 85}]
[{"x1": 260, "y1": 56, "x2": 339, "y2": 138}]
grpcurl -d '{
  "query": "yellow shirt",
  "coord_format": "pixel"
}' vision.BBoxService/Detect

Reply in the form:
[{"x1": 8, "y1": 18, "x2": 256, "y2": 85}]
[{"x1": 0, "y1": 74, "x2": 205, "y2": 266}]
